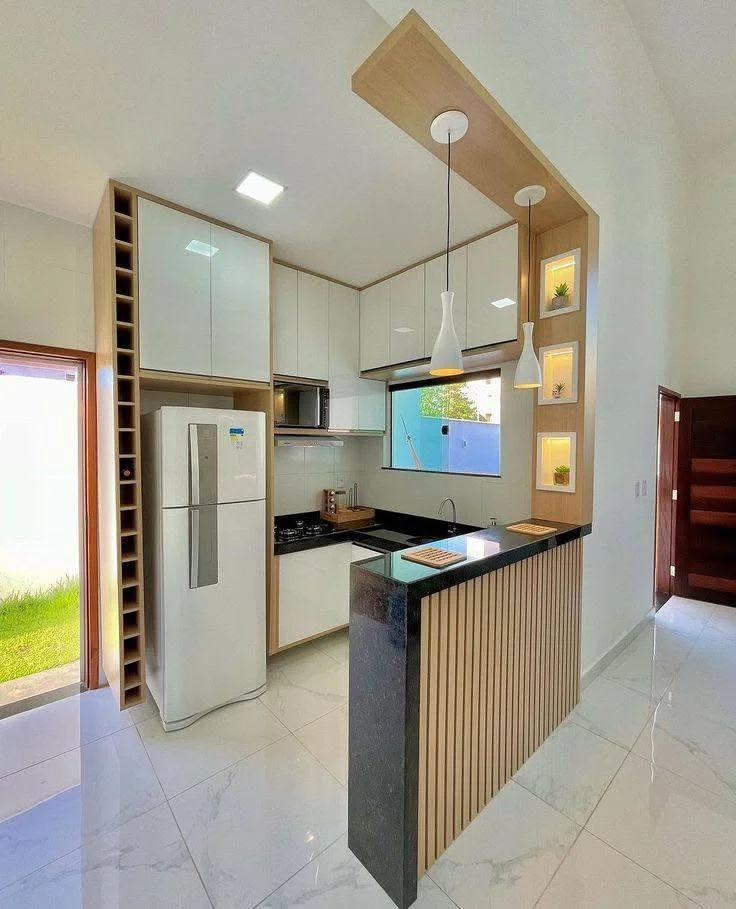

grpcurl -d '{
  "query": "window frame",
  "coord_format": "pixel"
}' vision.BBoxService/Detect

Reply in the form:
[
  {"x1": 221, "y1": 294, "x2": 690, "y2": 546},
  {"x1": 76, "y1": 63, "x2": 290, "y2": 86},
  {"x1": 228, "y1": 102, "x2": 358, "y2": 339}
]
[{"x1": 385, "y1": 368, "x2": 503, "y2": 478}]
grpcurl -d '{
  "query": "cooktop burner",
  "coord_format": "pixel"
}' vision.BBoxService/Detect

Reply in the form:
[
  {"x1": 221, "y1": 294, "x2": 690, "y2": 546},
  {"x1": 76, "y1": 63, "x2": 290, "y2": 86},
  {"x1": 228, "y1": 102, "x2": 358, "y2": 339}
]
[{"x1": 275, "y1": 520, "x2": 331, "y2": 543}]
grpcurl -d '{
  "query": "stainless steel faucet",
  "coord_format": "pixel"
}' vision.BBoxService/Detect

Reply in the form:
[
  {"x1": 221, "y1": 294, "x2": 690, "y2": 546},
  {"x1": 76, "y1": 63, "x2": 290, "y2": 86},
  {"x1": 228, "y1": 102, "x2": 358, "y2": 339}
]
[{"x1": 437, "y1": 497, "x2": 457, "y2": 528}]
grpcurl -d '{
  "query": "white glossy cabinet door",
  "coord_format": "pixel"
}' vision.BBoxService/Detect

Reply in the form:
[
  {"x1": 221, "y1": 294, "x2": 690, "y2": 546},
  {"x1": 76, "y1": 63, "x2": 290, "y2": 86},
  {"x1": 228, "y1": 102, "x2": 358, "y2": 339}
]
[
  {"x1": 297, "y1": 272, "x2": 329, "y2": 381},
  {"x1": 351, "y1": 544, "x2": 380, "y2": 562},
  {"x1": 328, "y1": 282, "x2": 360, "y2": 430},
  {"x1": 210, "y1": 225, "x2": 270, "y2": 381},
  {"x1": 360, "y1": 280, "x2": 390, "y2": 371},
  {"x1": 424, "y1": 247, "x2": 467, "y2": 355},
  {"x1": 466, "y1": 224, "x2": 519, "y2": 349},
  {"x1": 272, "y1": 264, "x2": 298, "y2": 377},
  {"x1": 358, "y1": 380, "x2": 386, "y2": 431},
  {"x1": 278, "y1": 543, "x2": 352, "y2": 647},
  {"x1": 390, "y1": 264, "x2": 425, "y2": 364},
  {"x1": 138, "y1": 198, "x2": 211, "y2": 375}
]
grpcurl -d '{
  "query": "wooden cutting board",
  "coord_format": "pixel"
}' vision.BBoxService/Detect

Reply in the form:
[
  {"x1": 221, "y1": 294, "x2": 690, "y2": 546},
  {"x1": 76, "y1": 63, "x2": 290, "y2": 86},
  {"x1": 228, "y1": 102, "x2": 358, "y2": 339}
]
[
  {"x1": 506, "y1": 522, "x2": 557, "y2": 535},
  {"x1": 401, "y1": 547, "x2": 466, "y2": 568}
]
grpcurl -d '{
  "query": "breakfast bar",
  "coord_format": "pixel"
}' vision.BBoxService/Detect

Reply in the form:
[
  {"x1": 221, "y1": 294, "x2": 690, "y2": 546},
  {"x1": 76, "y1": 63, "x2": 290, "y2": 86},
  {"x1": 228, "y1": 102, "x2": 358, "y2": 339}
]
[{"x1": 348, "y1": 521, "x2": 591, "y2": 908}]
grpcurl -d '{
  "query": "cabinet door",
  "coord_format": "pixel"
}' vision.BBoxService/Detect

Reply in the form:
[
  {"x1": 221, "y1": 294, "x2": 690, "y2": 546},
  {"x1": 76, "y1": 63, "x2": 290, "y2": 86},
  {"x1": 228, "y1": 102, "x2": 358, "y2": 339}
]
[
  {"x1": 297, "y1": 272, "x2": 329, "y2": 381},
  {"x1": 351, "y1": 544, "x2": 380, "y2": 562},
  {"x1": 389, "y1": 264, "x2": 425, "y2": 364},
  {"x1": 424, "y1": 247, "x2": 467, "y2": 355},
  {"x1": 328, "y1": 282, "x2": 359, "y2": 430},
  {"x1": 278, "y1": 543, "x2": 351, "y2": 647},
  {"x1": 273, "y1": 264, "x2": 298, "y2": 376},
  {"x1": 358, "y1": 380, "x2": 386, "y2": 431},
  {"x1": 359, "y1": 281, "x2": 390, "y2": 371},
  {"x1": 466, "y1": 224, "x2": 519, "y2": 349},
  {"x1": 210, "y1": 225, "x2": 270, "y2": 381},
  {"x1": 138, "y1": 198, "x2": 211, "y2": 375}
]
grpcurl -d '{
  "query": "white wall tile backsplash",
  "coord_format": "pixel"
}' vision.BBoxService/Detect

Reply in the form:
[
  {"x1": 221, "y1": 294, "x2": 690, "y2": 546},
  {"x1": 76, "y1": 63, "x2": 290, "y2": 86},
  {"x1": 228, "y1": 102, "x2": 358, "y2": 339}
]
[{"x1": 274, "y1": 439, "x2": 367, "y2": 516}]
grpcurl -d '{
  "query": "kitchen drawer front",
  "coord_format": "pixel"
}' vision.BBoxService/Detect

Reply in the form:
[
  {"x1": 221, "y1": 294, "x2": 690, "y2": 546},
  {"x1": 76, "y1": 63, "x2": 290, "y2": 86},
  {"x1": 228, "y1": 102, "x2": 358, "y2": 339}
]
[
  {"x1": 351, "y1": 544, "x2": 381, "y2": 563},
  {"x1": 278, "y1": 543, "x2": 352, "y2": 647}
]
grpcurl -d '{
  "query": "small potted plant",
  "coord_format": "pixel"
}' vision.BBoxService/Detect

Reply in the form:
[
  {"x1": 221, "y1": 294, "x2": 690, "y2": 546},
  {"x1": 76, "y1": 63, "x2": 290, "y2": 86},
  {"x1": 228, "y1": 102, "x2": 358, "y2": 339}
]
[
  {"x1": 552, "y1": 380, "x2": 567, "y2": 400},
  {"x1": 550, "y1": 281, "x2": 570, "y2": 311},
  {"x1": 553, "y1": 464, "x2": 570, "y2": 486}
]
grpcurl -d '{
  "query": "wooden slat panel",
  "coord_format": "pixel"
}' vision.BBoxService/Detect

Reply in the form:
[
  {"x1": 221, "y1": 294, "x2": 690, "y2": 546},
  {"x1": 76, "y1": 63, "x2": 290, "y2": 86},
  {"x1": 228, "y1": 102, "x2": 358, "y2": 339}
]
[
  {"x1": 692, "y1": 458, "x2": 736, "y2": 476},
  {"x1": 691, "y1": 510, "x2": 736, "y2": 528},
  {"x1": 436, "y1": 589, "x2": 448, "y2": 859},
  {"x1": 688, "y1": 573, "x2": 736, "y2": 594},
  {"x1": 445, "y1": 586, "x2": 458, "y2": 847},
  {"x1": 417, "y1": 592, "x2": 430, "y2": 876},
  {"x1": 426, "y1": 593, "x2": 439, "y2": 868}
]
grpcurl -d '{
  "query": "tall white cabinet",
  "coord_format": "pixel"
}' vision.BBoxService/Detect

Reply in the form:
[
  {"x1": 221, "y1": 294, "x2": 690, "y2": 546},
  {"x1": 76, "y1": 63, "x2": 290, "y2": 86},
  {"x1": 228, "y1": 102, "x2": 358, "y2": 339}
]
[
  {"x1": 272, "y1": 264, "x2": 329, "y2": 381},
  {"x1": 359, "y1": 281, "x2": 391, "y2": 371},
  {"x1": 466, "y1": 224, "x2": 519, "y2": 348},
  {"x1": 389, "y1": 265, "x2": 425, "y2": 364},
  {"x1": 137, "y1": 198, "x2": 270, "y2": 382}
]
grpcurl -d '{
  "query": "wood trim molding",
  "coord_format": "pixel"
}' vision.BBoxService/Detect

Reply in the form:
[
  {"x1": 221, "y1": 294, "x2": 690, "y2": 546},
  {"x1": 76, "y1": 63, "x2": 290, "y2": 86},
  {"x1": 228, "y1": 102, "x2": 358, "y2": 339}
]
[
  {"x1": 140, "y1": 368, "x2": 271, "y2": 396},
  {"x1": 0, "y1": 340, "x2": 100, "y2": 690}
]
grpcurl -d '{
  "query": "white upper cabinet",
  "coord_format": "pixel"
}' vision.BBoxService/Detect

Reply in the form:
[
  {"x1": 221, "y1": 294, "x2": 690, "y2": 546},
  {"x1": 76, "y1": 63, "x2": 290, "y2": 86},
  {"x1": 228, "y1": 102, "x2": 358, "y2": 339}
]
[
  {"x1": 389, "y1": 264, "x2": 425, "y2": 364},
  {"x1": 466, "y1": 224, "x2": 519, "y2": 349},
  {"x1": 297, "y1": 272, "x2": 329, "y2": 381},
  {"x1": 424, "y1": 247, "x2": 467, "y2": 356},
  {"x1": 210, "y1": 225, "x2": 270, "y2": 382},
  {"x1": 359, "y1": 280, "x2": 390, "y2": 371},
  {"x1": 357, "y1": 380, "x2": 386, "y2": 431},
  {"x1": 138, "y1": 199, "x2": 211, "y2": 376},
  {"x1": 272, "y1": 264, "x2": 298, "y2": 376}
]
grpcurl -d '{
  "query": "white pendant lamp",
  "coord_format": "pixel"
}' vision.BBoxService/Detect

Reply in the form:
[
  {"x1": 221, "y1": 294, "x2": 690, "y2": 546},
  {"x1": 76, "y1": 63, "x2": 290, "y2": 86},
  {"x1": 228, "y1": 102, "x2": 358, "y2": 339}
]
[
  {"x1": 513, "y1": 184, "x2": 546, "y2": 389},
  {"x1": 429, "y1": 110, "x2": 468, "y2": 377}
]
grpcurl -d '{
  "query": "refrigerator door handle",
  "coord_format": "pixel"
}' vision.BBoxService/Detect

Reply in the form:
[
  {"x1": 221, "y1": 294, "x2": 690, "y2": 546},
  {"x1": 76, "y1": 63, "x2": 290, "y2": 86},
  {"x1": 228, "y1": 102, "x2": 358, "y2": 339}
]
[
  {"x1": 189, "y1": 505, "x2": 219, "y2": 589},
  {"x1": 189, "y1": 506, "x2": 200, "y2": 588},
  {"x1": 189, "y1": 423, "x2": 218, "y2": 506},
  {"x1": 189, "y1": 424, "x2": 201, "y2": 505}
]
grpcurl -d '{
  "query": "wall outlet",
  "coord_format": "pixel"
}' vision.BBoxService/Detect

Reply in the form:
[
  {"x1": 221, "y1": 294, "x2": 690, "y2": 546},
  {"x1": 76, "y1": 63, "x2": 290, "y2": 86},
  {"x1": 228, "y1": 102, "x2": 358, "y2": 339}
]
[
  {"x1": 487, "y1": 517, "x2": 497, "y2": 526},
  {"x1": 634, "y1": 480, "x2": 641, "y2": 499},
  {"x1": 641, "y1": 478, "x2": 648, "y2": 497}
]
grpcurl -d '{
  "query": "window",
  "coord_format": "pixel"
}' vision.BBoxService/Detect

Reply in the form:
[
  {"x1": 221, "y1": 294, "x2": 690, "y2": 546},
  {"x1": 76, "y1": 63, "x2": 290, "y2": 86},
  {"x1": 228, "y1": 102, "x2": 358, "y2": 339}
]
[{"x1": 390, "y1": 371, "x2": 501, "y2": 476}]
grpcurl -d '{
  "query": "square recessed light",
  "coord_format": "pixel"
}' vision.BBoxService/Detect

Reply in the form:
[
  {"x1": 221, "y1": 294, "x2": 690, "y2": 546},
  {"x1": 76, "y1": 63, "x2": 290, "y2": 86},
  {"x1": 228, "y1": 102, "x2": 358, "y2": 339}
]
[
  {"x1": 185, "y1": 239, "x2": 219, "y2": 257},
  {"x1": 236, "y1": 171, "x2": 285, "y2": 205},
  {"x1": 489, "y1": 297, "x2": 516, "y2": 308},
  {"x1": 393, "y1": 326, "x2": 415, "y2": 333}
]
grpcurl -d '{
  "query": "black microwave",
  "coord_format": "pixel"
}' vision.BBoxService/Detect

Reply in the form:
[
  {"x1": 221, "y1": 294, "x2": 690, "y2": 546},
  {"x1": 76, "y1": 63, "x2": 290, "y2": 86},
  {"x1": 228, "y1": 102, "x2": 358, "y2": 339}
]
[{"x1": 273, "y1": 381, "x2": 330, "y2": 430}]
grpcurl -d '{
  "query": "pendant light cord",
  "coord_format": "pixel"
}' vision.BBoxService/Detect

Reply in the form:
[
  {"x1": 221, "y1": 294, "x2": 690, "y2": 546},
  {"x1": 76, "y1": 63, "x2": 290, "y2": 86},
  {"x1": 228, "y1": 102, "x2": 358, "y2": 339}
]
[
  {"x1": 446, "y1": 133, "x2": 451, "y2": 293},
  {"x1": 528, "y1": 199, "x2": 532, "y2": 311}
]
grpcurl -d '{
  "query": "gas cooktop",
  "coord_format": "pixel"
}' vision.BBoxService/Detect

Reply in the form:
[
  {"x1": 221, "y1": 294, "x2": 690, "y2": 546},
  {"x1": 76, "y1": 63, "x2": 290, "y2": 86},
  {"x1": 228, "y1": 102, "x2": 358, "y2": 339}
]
[{"x1": 274, "y1": 520, "x2": 331, "y2": 543}]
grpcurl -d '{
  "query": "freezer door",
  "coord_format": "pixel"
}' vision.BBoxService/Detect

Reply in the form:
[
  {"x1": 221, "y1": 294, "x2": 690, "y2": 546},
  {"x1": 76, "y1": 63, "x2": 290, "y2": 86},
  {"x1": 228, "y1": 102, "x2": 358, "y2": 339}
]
[
  {"x1": 161, "y1": 499, "x2": 266, "y2": 724},
  {"x1": 160, "y1": 407, "x2": 266, "y2": 507}
]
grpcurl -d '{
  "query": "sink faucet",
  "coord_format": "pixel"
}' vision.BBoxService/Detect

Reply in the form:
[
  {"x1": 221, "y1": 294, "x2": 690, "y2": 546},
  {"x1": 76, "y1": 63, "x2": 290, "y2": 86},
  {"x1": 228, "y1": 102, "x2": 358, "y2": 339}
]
[{"x1": 437, "y1": 497, "x2": 457, "y2": 528}]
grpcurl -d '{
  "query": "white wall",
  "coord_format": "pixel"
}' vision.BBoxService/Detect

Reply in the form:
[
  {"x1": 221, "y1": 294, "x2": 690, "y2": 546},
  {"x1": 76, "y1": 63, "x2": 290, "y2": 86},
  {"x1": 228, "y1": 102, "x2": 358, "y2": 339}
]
[
  {"x1": 360, "y1": 362, "x2": 532, "y2": 527},
  {"x1": 366, "y1": 0, "x2": 686, "y2": 673},
  {"x1": 0, "y1": 201, "x2": 94, "y2": 351},
  {"x1": 674, "y1": 137, "x2": 736, "y2": 397}
]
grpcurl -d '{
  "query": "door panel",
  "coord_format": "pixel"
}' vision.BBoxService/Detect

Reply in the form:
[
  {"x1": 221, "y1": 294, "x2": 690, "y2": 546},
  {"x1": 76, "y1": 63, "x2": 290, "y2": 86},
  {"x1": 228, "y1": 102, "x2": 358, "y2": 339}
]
[
  {"x1": 278, "y1": 543, "x2": 351, "y2": 646},
  {"x1": 466, "y1": 225, "x2": 518, "y2": 348},
  {"x1": 654, "y1": 391, "x2": 677, "y2": 608},
  {"x1": 675, "y1": 395, "x2": 736, "y2": 606},
  {"x1": 138, "y1": 199, "x2": 211, "y2": 375},
  {"x1": 273, "y1": 264, "x2": 298, "y2": 376},
  {"x1": 360, "y1": 281, "x2": 390, "y2": 371},
  {"x1": 297, "y1": 272, "x2": 329, "y2": 381},
  {"x1": 389, "y1": 264, "x2": 425, "y2": 364}
]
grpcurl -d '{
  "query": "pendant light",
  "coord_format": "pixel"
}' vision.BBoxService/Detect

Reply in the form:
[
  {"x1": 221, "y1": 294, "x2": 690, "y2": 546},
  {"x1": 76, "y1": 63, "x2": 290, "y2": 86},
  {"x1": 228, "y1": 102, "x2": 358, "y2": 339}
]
[
  {"x1": 429, "y1": 110, "x2": 468, "y2": 376},
  {"x1": 513, "y1": 184, "x2": 546, "y2": 389}
]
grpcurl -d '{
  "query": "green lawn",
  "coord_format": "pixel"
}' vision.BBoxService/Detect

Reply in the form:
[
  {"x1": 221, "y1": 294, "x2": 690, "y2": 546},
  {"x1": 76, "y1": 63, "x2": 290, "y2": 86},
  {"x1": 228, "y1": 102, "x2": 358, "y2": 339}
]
[{"x1": 0, "y1": 577, "x2": 80, "y2": 683}]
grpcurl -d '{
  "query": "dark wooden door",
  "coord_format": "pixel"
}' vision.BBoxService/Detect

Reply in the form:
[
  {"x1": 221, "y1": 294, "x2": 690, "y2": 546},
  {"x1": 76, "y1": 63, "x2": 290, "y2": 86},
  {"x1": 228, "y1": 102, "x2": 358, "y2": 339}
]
[
  {"x1": 654, "y1": 390, "x2": 678, "y2": 608},
  {"x1": 675, "y1": 395, "x2": 736, "y2": 606}
]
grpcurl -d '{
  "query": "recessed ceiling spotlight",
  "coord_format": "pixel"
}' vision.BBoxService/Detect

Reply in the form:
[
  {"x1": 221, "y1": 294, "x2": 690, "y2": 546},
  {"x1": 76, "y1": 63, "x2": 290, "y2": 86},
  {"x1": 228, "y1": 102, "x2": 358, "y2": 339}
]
[
  {"x1": 185, "y1": 239, "x2": 219, "y2": 257},
  {"x1": 489, "y1": 298, "x2": 516, "y2": 309},
  {"x1": 236, "y1": 171, "x2": 285, "y2": 205}
]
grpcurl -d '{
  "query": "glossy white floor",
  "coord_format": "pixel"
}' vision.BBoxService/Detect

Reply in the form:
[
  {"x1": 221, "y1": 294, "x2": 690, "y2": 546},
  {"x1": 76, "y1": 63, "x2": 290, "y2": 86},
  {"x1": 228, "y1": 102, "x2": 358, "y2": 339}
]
[{"x1": 1, "y1": 596, "x2": 735, "y2": 908}]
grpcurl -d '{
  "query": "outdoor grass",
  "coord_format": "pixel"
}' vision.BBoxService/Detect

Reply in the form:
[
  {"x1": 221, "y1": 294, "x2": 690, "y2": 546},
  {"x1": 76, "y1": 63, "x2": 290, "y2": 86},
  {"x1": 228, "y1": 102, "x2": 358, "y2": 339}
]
[{"x1": 0, "y1": 577, "x2": 80, "y2": 683}]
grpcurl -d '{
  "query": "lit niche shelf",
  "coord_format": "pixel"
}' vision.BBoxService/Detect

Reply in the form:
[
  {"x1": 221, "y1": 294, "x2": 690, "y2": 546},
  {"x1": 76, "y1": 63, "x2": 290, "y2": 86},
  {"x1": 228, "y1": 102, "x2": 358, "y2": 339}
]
[
  {"x1": 538, "y1": 341, "x2": 579, "y2": 405},
  {"x1": 540, "y1": 248, "x2": 580, "y2": 319},
  {"x1": 537, "y1": 432, "x2": 576, "y2": 493}
]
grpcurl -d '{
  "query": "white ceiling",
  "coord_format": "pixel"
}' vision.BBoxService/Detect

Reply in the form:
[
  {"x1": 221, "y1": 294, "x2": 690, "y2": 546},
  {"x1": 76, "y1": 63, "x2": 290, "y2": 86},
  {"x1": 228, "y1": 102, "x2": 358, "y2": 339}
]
[
  {"x1": 622, "y1": 0, "x2": 736, "y2": 154},
  {"x1": 0, "y1": 0, "x2": 508, "y2": 286}
]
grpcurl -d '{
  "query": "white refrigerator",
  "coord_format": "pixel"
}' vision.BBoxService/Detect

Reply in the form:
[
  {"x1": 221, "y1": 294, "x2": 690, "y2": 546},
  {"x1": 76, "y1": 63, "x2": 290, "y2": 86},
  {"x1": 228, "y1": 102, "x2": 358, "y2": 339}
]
[{"x1": 142, "y1": 406, "x2": 267, "y2": 730}]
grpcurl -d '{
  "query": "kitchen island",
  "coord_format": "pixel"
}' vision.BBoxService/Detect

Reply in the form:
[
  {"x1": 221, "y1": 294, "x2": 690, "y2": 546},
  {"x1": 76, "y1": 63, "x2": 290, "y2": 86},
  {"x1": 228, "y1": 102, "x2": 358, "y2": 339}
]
[{"x1": 348, "y1": 520, "x2": 591, "y2": 909}]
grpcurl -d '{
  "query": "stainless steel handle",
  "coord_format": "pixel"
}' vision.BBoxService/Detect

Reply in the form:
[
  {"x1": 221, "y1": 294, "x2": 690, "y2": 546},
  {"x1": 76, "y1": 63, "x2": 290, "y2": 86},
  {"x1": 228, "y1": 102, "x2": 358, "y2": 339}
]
[
  {"x1": 189, "y1": 505, "x2": 218, "y2": 589},
  {"x1": 189, "y1": 424, "x2": 200, "y2": 505}
]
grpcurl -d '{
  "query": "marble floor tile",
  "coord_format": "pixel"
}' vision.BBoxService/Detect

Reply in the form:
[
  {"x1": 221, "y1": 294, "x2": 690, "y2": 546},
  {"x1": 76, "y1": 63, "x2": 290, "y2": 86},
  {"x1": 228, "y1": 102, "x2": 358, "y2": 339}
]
[
  {"x1": 314, "y1": 629, "x2": 349, "y2": 665},
  {"x1": 588, "y1": 752, "x2": 736, "y2": 908},
  {"x1": 261, "y1": 661, "x2": 348, "y2": 732},
  {"x1": 260, "y1": 835, "x2": 454, "y2": 907},
  {"x1": 268, "y1": 641, "x2": 342, "y2": 682},
  {"x1": 632, "y1": 696, "x2": 736, "y2": 800},
  {"x1": 127, "y1": 691, "x2": 158, "y2": 726},
  {"x1": 170, "y1": 736, "x2": 347, "y2": 908},
  {"x1": 295, "y1": 704, "x2": 348, "y2": 786},
  {"x1": 601, "y1": 623, "x2": 695, "y2": 700},
  {"x1": 428, "y1": 779, "x2": 579, "y2": 909},
  {"x1": 0, "y1": 687, "x2": 132, "y2": 778},
  {"x1": 138, "y1": 698, "x2": 287, "y2": 798},
  {"x1": 701, "y1": 604, "x2": 736, "y2": 643},
  {"x1": 0, "y1": 804, "x2": 210, "y2": 909},
  {"x1": 666, "y1": 636, "x2": 736, "y2": 730},
  {"x1": 655, "y1": 596, "x2": 713, "y2": 637},
  {"x1": 572, "y1": 675, "x2": 656, "y2": 748},
  {"x1": 514, "y1": 722, "x2": 627, "y2": 825},
  {"x1": 0, "y1": 727, "x2": 164, "y2": 889},
  {"x1": 537, "y1": 830, "x2": 698, "y2": 908}
]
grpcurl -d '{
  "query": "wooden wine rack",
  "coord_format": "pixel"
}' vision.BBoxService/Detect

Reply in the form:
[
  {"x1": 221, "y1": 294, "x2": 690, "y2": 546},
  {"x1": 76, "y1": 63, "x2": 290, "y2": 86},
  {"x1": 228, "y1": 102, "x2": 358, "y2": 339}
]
[{"x1": 94, "y1": 181, "x2": 145, "y2": 708}]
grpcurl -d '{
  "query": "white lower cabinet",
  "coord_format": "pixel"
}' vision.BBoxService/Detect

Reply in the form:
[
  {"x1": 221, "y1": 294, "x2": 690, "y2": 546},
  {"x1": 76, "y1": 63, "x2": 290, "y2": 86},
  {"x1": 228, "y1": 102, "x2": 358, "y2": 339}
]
[{"x1": 277, "y1": 542, "x2": 380, "y2": 648}]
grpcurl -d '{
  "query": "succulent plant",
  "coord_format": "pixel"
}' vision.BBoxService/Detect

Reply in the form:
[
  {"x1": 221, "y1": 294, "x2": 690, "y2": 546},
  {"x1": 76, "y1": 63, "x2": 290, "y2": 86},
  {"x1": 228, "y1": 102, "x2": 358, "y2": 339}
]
[
  {"x1": 553, "y1": 464, "x2": 570, "y2": 476},
  {"x1": 553, "y1": 281, "x2": 570, "y2": 298},
  {"x1": 552, "y1": 381, "x2": 566, "y2": 398}
]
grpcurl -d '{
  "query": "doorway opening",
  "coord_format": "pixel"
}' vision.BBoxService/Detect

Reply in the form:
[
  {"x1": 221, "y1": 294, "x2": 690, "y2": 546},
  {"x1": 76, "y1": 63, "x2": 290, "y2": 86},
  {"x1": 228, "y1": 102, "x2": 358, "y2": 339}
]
[
  {"x1": 0, "y1": 341, "x2": 98, "y2": 716},
  {"x1": 653, "y1": 386, "x2": 680, "y2": 610}
]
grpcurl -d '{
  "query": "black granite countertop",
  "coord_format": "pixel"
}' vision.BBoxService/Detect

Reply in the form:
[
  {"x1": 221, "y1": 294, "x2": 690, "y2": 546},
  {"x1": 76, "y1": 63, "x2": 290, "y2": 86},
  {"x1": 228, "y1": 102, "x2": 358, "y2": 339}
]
[
  {"x1": 274, "y1": 509, "x2": 480, "y2": 557},
  {"x1": 351, "y1": 519, "x2": 592, "y2": 598}
]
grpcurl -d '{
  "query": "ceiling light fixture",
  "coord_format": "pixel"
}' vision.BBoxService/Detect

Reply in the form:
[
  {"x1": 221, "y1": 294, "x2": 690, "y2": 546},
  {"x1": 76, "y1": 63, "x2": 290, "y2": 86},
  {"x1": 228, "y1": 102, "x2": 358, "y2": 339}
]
[
  {"x1": 429, "y1": 110, "x2": 467, "y2": 377},
  {"x1": 513, "y1": 184, "x2": 546, "y2": 389},
  {"x1": 236, "y1": 171, "x2": 285, "y2": 205},
  {"x1": 185, "y1": 239, "x2": 219, "y2": 258}
]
